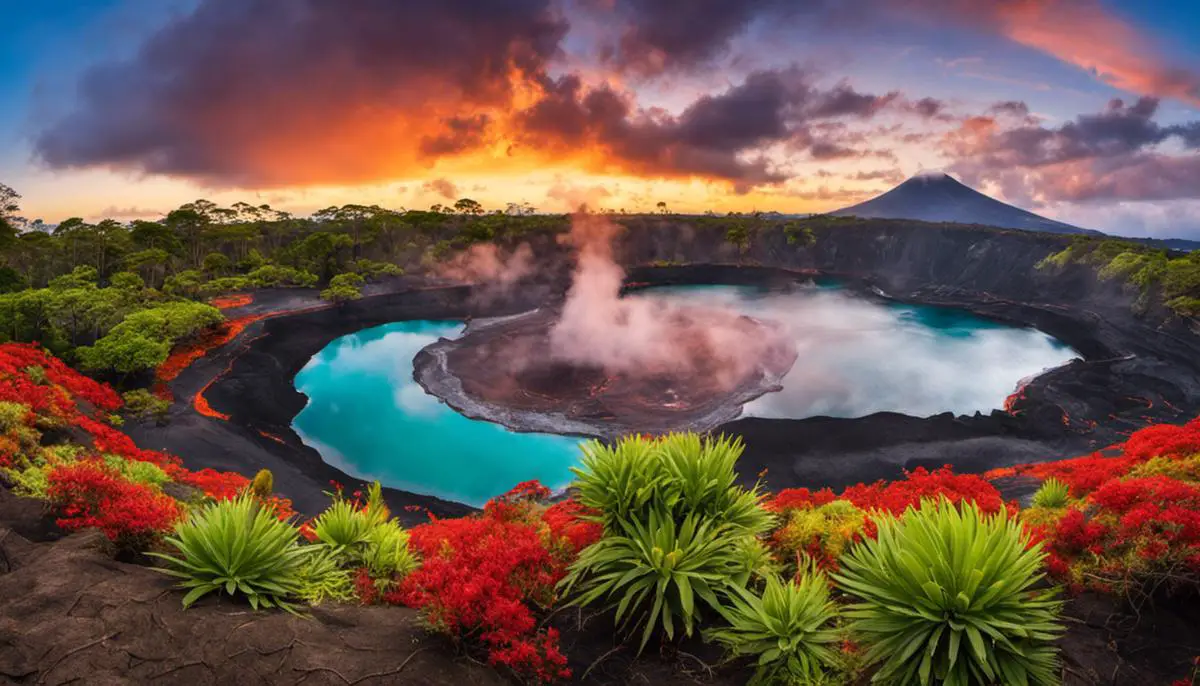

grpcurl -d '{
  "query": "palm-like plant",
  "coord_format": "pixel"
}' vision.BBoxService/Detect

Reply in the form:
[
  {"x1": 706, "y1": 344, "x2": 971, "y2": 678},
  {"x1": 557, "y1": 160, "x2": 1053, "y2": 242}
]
[
  {"x1": 706, "y1": 573, "x2": 843, "y2": 686},
  {"x1": 573, "y1": 436, "x2": 661, "y2": 527},
  {"x1": 152, "y1": 494, "x2": 311, "y2": 612},
  {"x1": 832, "y1": 499, "x2": 1063, "y2": 686},
  {"x1": 561, "y1": 509, "x2": 745, "y2": 651},
  {"x1": 1032, "y1": 478, "x2": 1070, "y2": 509},
  {"x1": 312, "y1": 499, "x2": 372, "y2": 553},
  {"x1": 572, "y1": 433, "x2": 771, "y2": 534}
]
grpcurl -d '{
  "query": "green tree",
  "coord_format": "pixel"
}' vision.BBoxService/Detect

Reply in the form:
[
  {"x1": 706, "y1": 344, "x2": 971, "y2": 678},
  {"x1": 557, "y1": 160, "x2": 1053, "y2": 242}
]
[
  {"x1": 453, "y1": 198, "x2": 484, "y2": 215},
  {"x1": 0, "y1": 182, "x2": 21, "y2": 243},
  {"x1": 202, "y1": 252, "x2": 233, "y2": 276},
  {"x1": 321, "y1": 273, "x2": 364, "y2": 306}
]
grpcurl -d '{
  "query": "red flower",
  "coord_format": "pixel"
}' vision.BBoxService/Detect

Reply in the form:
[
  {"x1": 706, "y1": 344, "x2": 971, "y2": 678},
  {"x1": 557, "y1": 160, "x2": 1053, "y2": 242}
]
[{"x1": 46, "y1": 460, "x2": 181, "y2": 549}]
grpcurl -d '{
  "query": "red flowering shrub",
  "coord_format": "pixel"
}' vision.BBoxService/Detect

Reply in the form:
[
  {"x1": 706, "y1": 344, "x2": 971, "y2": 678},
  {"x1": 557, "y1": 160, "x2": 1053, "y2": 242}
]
[
  {"x1": 541, "y1": 500, "x2": 602, "y2": 557},
  {"x1": 1024, "y1": 453, "x2": 1136, "y2": 496},
  {"x1": 1026, "y1": 418, "x2": 1200, "y2": 596},
  {"x1": 1122, "y1": 419, "x2": 1200, "y2": 461},
  {"x1": 391, "y1": 483, "x2": 573, "y2": 683},
  {"x1": 46, "y1": 460, "x2": 181, "y2": 550},
  {"x1": 177, "y1": 468, "x2": 250, "y2": 500},
  {"x1": 840, "y1": 466, "x2": 1010, "y2": 516},
  {"x1": 765, "y1": 487, "x2": 837, "y2": 512}
]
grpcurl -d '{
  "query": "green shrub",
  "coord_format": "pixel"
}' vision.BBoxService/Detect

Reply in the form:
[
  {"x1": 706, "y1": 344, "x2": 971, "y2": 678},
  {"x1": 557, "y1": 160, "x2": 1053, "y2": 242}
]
[
  {"x1": 360, "y1": 519, "x2": 419, "y2": 579},
  {"x1": 833, "y1": 499, "x2": 1062, "y2": 686},
  {"x1": 0, "y1": 400, "x2": 29, "y2": 432},
  {"x1": 573, "y1": 433, "x2": 771, "y2": 535},
  {"x1": 1031, "y1": 478, "x2": 1070, "y2": 509},
  {"x1": 312, "y1": 499, "x2": 373, "y2": 553},
  {"x1": 152, "y1": 494, "x2": 312, "y2": 612},
  {"x1": 103, "y1": 454, "x2": 170, "y2": 487},
  {"x1": 562, "y1": 509, "x2": 745, "y2": 651},
  {"x1": 296, "y1": 547, "x2": 356, "y2": 605},
  {"x1": 121, "y1": 389, "x2": 170, "y2": 421},
  {"x1": 706, "y1": 573, "x2": 842, "y2": 685}
]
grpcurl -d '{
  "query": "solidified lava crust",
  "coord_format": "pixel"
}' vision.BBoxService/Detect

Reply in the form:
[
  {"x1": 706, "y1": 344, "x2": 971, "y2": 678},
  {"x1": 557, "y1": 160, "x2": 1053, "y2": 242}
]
[{"x1": 414, "y1": 308, "x2": 798, "y2": 439}]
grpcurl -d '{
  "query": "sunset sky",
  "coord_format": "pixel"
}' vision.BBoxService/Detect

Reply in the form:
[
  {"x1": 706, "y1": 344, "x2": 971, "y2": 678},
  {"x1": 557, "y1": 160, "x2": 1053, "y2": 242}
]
[{"x1": 2, "y1": 0, "x2": 1199, "y2": 237}]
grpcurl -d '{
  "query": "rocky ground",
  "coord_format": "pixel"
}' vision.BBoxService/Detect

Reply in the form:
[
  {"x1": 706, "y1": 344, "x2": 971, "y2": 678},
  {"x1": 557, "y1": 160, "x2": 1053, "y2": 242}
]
[{"x1": 2, "y1": 488, "x2": 1198, "y2": 685}]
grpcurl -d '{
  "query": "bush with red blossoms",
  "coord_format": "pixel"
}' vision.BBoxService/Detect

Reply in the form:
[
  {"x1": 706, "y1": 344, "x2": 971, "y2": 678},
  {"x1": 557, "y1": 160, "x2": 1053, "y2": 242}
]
[
  {"x1": 390, "y1": 483, "x2": 577, "y2": 683},
  {"x1": 177, "y1": 468, "x2": 250, "y2": 500},
  {"x1": 46, "y1": 460, "x2": 182, "y2": 550},
  {"x1": 840, "y1": 466, "x2": 1011, "y2": 516},
  {"x1": 1017, "y1": 419, "x2": 1200, "y2": 596}
]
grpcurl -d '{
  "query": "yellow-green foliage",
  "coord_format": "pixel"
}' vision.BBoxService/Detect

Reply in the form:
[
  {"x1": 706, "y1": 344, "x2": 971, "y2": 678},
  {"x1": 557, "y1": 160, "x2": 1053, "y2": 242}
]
[
  {"x1": 121, "y1": 389, "x2": 170, "y2": 421},
  {"x1": 0, "y1": 401, "x2": 30, "y2": 433},
  {"x1": 773, "y1": 499, "x2": 867, "y2": 570},
  {"x1": 1166, "y1": 296, "x2": 1200, "y2": 317},
  {"x1": 103, "y1": 454, "x2": 170, "y2": 487},
  {"x1": 297, "y1": 548, "x2": 356, "y2": 605},
  {"x1": 1040, "y1": 238, "x2": 1200, "y2": 316},
  {"x1": 1127, "y1": 453, "x2": 1200, "y2": 481},
  {"x1": 21, "y1": 365, "x2": 47, "y2": 386},
  {"x1": 250, "y1": 469, "x2": 274, "y2": 499}
]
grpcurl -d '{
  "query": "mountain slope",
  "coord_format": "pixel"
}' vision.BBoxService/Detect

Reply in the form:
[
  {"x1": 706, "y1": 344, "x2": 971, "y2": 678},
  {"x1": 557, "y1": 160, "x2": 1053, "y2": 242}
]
[{"x1": 832, "y1": 173, "x2": 1103, "y2": 236}]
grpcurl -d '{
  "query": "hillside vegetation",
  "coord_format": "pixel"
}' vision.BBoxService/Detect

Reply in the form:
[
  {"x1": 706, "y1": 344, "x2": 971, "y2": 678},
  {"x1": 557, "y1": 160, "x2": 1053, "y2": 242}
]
[
  {"x1": 1039, "y1": 238, "x2": 1200, "y2": 316},
  {"x1": 3, "y1": 344, "x2": 1200, "y2": 683}
]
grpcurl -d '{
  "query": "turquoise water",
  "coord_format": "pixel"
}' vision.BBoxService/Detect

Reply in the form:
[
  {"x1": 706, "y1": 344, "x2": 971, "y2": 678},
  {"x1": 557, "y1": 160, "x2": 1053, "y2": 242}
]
[
  {"x1": 294, "y1": 285, "x2": 1076, "y2": 504},
  {"x1": 292, "y1": 321, "x2": 583, "y2": 507}
]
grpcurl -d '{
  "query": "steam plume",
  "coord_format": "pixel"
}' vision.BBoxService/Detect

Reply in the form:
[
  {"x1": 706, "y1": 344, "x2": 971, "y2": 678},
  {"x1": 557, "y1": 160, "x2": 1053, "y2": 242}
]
[{"x1": 548, "y1": 214, "x2": 793, "y2": 389}]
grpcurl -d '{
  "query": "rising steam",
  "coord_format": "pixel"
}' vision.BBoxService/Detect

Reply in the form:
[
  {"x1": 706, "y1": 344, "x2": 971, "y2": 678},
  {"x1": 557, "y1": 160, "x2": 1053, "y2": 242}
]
[{"x1": 548, "y1": 214, "x2": 793, "y2": 389}]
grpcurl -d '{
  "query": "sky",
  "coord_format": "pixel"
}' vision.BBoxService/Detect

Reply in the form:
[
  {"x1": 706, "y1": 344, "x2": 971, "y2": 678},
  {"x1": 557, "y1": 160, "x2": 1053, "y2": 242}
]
[{"x1": 2, "y1": 0, "x2": 1200, "y2": 238}]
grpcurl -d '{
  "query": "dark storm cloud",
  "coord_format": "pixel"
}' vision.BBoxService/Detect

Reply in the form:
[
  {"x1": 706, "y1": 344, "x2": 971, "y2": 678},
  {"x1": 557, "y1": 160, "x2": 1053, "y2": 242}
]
[
  {"x1": 420, "y1": 115, "x2": 494, "y2": 157},
  {"x1": 33, "y1": 0, "x2": 949, "y2": 189},
  {"x1": 987, "y1": 101, "x2": 1031, "y2": 118},
  {"x1": 808, "y1": 84, "x2": 900, "y2": 119},
  {"x1": 601, "y1": 0, "x2": 799, "y2": 73},
  {"x1": 516, "y1": 67, "x2": 908, "y2": 184},
  {"x1": 951, "y1": 97, "x2": 1198, "y2": 170},
  {"x1": 950, "y1": 97, "x2": 1200, "y2": 203},
  {"x1": 35, "y1": 0, "x2": 567, "y2": 186}
]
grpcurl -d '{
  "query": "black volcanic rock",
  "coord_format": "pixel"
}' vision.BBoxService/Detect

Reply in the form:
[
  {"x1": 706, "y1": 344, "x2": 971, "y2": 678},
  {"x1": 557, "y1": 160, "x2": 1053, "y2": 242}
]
[{"x1": 832, "y1": 173, "x2": 1102, "y2": 236}]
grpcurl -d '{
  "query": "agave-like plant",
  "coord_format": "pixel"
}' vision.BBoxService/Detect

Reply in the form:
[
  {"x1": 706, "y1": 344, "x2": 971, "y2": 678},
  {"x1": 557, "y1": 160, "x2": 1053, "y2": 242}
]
[
  {"x1": 573, "y1": 435, "x2": 662, "y2": 527},
  {"x1": 572, "y1": 432, "x2": 771, "y2": 535},
  {"x1": 706, "y1": 573, "x2": 843, "y2": 686},
  {"x1": 561, "y1": 508, "x2": 745, "y2": 652},
  {"x1": 832, "y1": 499, "x2": 1063, "y2": 686},
  {"x1": 151, "y1": 494, "x2": 312, "y2": 612},
  {"x1": 1031, "y1": 478, "x2": 1070, "y2": 509},
  {"x1": 312, "y1": 499, "x2": 372, "y2": 553}
]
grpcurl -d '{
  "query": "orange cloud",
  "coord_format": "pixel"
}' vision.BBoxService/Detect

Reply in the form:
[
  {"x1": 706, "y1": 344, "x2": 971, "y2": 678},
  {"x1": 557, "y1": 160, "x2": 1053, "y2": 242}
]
[{"x1": 995, "y1": 1, "x2": 1200, "y2": 107}]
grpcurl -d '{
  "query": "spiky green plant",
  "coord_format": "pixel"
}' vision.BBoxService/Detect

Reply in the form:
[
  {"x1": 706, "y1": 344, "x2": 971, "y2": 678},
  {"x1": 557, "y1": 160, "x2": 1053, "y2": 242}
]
[
  {"x1": 151, "y1": 494, "x2": 312, "y2": 612},
  {"x1": 312, "y1": 499, "x2": 372, "y2": 553},
  {"x1": 1031, "y1": 478, "x2": 1070, "y2": 509},
  {"x1": 832, "y1": 499, "x2": 1063, "y2": 686},
  {"x1": 297, "y1": 547, "x2": 356, "y2": 605},
  {"x1": 706, "y1": 573, "x2": 843, "y2": 686},
  {"x1": 561, "y1": 508, "x2": 745, "y2": 652},
  {"x1": 572, "y1": 432, "x2": 771, "y2": 534},
  {"x1": 360, "y1": 519, "x2": 419, "y2": 579}
]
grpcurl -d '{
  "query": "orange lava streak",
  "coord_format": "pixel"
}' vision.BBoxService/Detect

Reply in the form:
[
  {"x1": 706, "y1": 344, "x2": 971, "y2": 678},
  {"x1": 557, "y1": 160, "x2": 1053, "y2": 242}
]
[
  {"x1": 193, "y1": 383, "x2": 231, "y2": 420},
  {"x1": 187, "y1": 303, "x2": 333, "y2": 422},
  {"x1": 209, "y1": 293, "x2": 254, "y2": 310},
  {"x1": 257, "y1": 429, "x2": 288, "y2": 445}
]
